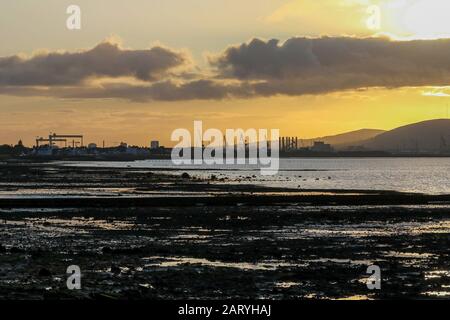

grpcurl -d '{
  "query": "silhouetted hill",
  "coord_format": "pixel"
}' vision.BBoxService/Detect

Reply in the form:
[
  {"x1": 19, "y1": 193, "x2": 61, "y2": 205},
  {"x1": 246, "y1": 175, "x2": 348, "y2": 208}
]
[
  {"x1": 302, "y1": 129, "x2": 385, "y2": 148},
  {"x1": 363, "y1": 119, "x2": 450, "y2": 153}
]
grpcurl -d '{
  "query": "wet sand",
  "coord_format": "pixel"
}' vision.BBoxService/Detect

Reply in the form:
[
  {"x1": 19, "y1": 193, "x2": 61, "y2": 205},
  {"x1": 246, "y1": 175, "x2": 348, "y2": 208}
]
[{"x1": 0, "y1": 162, "x2": 449, "y2": 299}]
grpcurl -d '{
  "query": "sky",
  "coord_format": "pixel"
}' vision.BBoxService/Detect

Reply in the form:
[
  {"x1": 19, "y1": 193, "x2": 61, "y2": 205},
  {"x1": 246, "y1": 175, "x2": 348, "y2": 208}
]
[{"x1": 1, "y1": 0, "x2": 450, "y2": 146}]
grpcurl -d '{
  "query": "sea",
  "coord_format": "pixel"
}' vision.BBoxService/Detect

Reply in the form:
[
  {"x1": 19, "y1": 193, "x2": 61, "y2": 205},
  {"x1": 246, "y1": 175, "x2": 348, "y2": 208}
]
[{"x1": 61, "y1": 157, "x2": 450, "y2": 194}]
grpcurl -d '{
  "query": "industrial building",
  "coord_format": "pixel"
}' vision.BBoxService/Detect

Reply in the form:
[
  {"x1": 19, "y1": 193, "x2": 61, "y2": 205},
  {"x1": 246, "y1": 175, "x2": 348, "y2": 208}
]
[
  {"x1": 310, "y1": 141, "x2": 334, "y2": 153},
  {"x1": 36, "y1": 133, "x2": 84, "y2": 148},
  {"x1": 150, "y1": 141, "x2": 160, "y2": 149},
  {"x1": 278, "y1": 136, "x2": 335, "y2": 154},
  {"x1": 279, "y1": 137, "x2": 300, "y2": 151},
  {"x1": 30, "y1": 132, "x2": 171, "y2": 159}
]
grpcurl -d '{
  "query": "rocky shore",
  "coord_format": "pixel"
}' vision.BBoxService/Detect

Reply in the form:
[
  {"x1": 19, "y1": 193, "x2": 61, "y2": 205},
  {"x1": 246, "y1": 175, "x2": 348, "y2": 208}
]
[{"x1": 0, "y1": 162, "x2": 449, "y2": 299}]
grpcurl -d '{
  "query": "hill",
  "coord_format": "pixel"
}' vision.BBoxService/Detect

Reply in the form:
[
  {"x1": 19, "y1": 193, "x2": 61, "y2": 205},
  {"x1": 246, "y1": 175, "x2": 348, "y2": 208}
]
[
  {"x1": 363, "y1": 119, "x2": 450, "y2": 153},
  {"x1": 302, "y1": 129, "x2": 385, "y2": 149}
]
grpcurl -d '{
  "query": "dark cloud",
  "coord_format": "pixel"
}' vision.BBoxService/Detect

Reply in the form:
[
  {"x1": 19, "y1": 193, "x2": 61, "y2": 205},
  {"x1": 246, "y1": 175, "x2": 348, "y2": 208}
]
[
  {"x1": 211, "y1": 36, "x2": 450, "y2": 95},
  {"x1": 0, "y1": 80, "x2": 252, "y2": 102},
  {"x1": 1, "y1": 37, "x2": 450, "y2": 101},
  {"x1": 0, "y1": 41, "x2": 187, "y2": 86}
]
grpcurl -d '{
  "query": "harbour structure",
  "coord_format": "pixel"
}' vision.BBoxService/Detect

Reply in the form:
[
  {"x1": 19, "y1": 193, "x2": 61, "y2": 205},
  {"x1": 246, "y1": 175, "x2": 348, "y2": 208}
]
[
  {"x1": 279, "y1": 137, "x2": 300, "y2": 151},
  {"x1": 36, "y1": 133, "x2": 84, "y2": 148}
]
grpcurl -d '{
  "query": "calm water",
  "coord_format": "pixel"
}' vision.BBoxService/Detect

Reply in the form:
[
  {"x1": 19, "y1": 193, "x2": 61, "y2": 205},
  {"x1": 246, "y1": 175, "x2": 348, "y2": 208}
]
[{"x1": 61, "y1": 158, "x2": 450, "y2": 194}]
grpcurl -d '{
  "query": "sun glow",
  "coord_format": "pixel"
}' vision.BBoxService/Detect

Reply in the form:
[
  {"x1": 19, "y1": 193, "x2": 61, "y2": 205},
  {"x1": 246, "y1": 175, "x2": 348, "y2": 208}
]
[{"x1": 386, "y1": 0, "x2": 450, "y2": 39}]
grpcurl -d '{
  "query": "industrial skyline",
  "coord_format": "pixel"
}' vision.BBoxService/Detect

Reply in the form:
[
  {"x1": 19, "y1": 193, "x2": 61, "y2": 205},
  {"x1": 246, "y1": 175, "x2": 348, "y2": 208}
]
[{"x1": 3, "y1": 118, "x2": 450, "y2": 157}]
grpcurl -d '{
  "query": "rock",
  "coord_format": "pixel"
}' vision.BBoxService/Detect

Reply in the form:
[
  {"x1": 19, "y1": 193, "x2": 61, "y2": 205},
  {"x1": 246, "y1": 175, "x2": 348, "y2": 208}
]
[
  {"x1": 38, "y1": 268, "x2": 52, "y2": 277},
  {"x1": 10, "y1": 247, "x2": 23, "y2": 253},
  {"x1": 30, "y1": 249, "x2": 44, "y2": 259},
  {"x1": 110, "y1": 265, "x2": 121, "y2": 274},
  {"x1": 102, "y1": 246, "x2": 112, "y2": 254},
  {"x1": 181, "y1": 172, "x2": 190, "y2": 179}
]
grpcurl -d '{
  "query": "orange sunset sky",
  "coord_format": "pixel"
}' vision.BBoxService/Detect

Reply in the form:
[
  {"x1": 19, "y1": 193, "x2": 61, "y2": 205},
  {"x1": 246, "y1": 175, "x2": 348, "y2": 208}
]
[{"x1": 1, "y1": 0, "x2": 449, "y2": 147}]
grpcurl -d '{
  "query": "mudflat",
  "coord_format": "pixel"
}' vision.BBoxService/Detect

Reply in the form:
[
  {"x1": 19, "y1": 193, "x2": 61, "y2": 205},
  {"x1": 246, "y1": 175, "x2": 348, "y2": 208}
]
[{"x1": 0, "y1": 162, "x2": 449, "y2": 299}]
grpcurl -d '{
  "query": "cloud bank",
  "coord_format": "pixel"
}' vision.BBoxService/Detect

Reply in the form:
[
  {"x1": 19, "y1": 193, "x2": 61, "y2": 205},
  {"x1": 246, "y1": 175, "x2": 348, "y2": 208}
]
[
  {"x1": 212, "y1": 37, "x2": 450, "y2": 95},
  {"x1": 1, "y1": 37, "x2": 450, "y2": 101},
  {"x1": 0, "y1": 41, "x2": 186, "y2": 86}
]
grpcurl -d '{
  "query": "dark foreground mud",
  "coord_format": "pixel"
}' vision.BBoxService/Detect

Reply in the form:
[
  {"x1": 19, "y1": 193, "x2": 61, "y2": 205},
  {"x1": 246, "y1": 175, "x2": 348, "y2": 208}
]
[{"x1": 0, "y1": 163, "x2": 449, "y2": 300}]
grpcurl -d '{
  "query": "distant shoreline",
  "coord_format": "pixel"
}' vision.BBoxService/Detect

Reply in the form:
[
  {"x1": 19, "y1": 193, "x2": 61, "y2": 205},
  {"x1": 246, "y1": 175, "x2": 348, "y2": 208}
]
[
  {"x1": 1, "y1": 162, "x2": 450, "y2": 207},
  {"x1": 2, "y1": 192, "x2": 450, "y2": 208},
  {"x1": 5, "y1": 153, "x2": 450, "y2": 163}
]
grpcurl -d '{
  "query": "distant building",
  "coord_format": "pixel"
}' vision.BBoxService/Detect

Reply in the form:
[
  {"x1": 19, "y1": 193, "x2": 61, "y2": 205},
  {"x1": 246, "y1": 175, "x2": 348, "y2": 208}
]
[
  {"x1": 150, "y1": 141, "x2": 160, "y2": 149},
  {"x1": 347, "y1": 145, "x2": 366, "y2": 152},
  {"x1": 311, "y1": 141, "x2": 334, "y2": 152},
  {"x1": 126, "y1": 147, "x2": 140, "y2": 155},
  {"x1": 35, "y1": 146, "x2": 54, "y2": 156}
]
